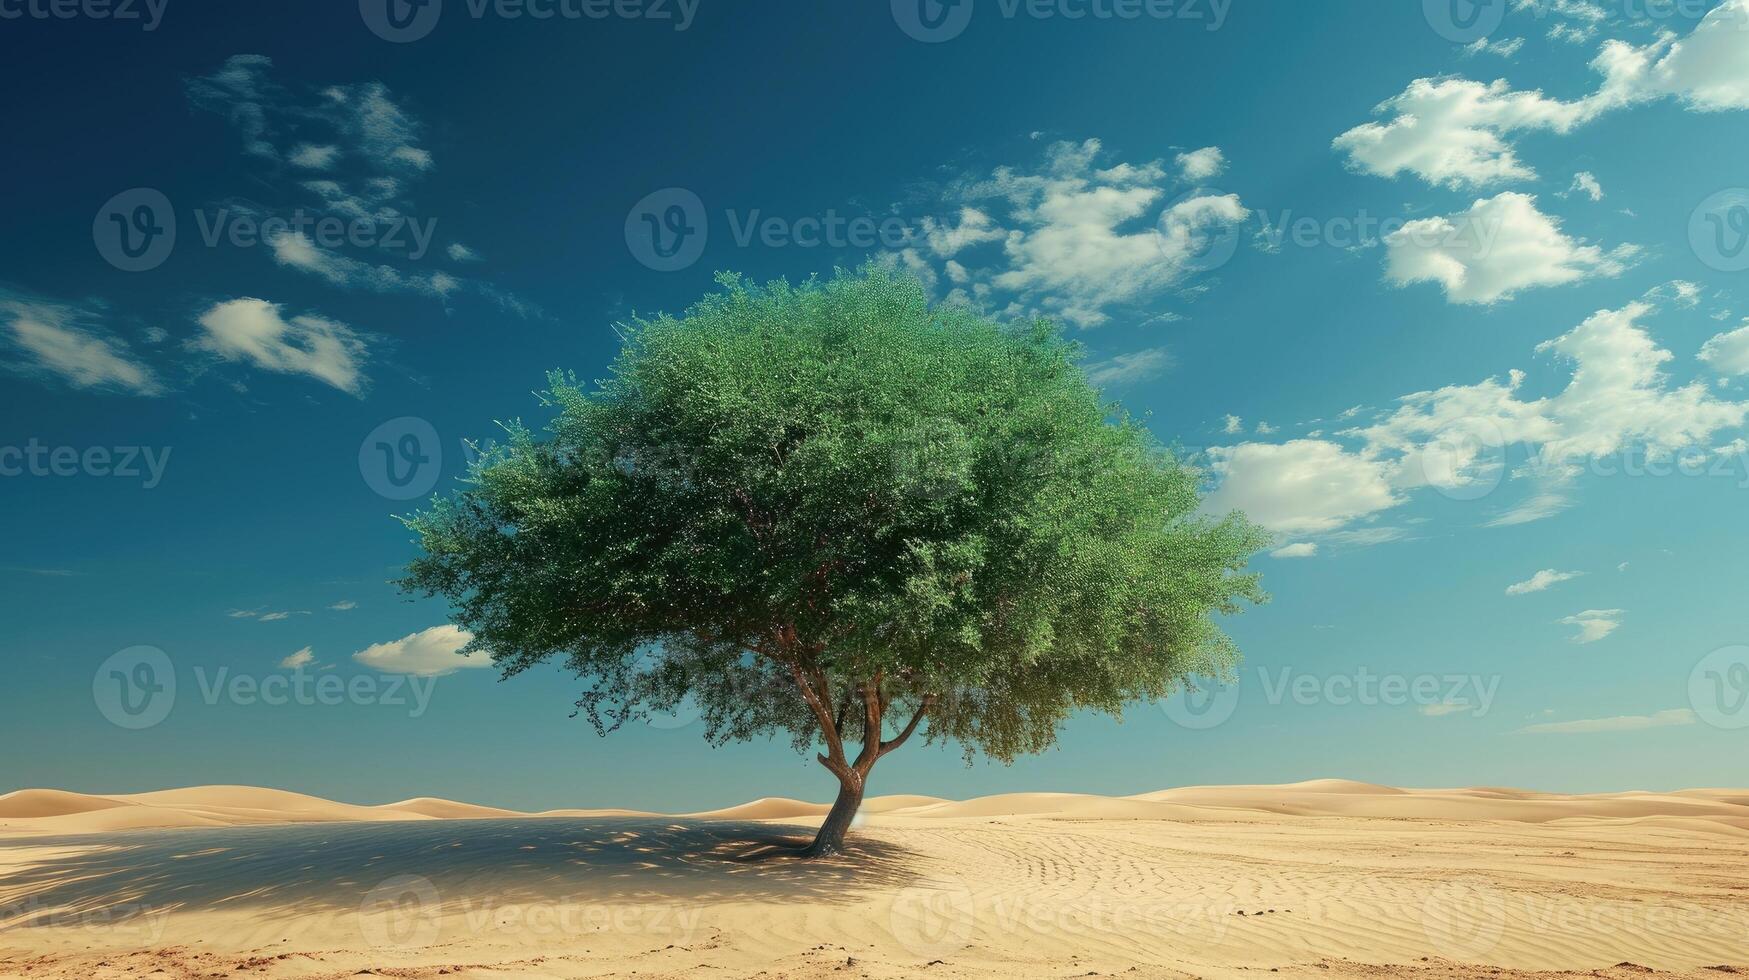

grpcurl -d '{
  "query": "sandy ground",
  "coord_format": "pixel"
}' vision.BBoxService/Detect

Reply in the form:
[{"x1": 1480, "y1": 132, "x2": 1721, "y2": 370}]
[{"x1": 0, "y1": 780, "x2": 1745, "y2": 979}]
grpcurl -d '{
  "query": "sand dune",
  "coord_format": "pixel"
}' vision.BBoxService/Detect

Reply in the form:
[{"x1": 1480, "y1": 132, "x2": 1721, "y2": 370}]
[
  {"x1": 2, "y1": 779, "x2": 1746, "y2": 980},
  {"x1": 4, "y1": 778, "x2": 1747, "y2": 837},
  {"x1": 3, "y1": 777, "x2": 1749, "y2": 840}
]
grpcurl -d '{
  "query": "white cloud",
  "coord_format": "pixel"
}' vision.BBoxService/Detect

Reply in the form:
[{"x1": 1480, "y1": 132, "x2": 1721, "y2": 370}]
[
  {"x1": 1175, "y1": 146, "x2": 1226, "y2": 181},
  {"x1": 1463, "y1": 36, "x2": 1525, "y2": 59},
  {"x1": 329, "y1": 600, "x2": 357, "y2": 610},
  {"x1": 1351, "y1": 302, "x2": 1747, "y2": 523},
  {"x1": 1222, "y1": 414, "x2": 1244, "y2": 434},
  {"x1": 288, "y1": 143, "x2": 339, "y2": 169},
  {"x1": 1420, "y1": 701, "x2": 1472, "y2": 717},
  {"x1": 1270, "y1": 542, "x2": 1318, "y2": 559},
  {"x1": 279, "y1": 647, "x2": 316, "y2": 669},
  {"x1": 190, "y1": 298, "x2": 370, "y2": 395},
  {"x1": 1618, "y1": 0, "x2": 1749, "y2": 111},
  {"x1": 1515, "y1": 708, "x2": 1694, "y2": 734},
  {"x1": 353, "y1": 625, "x2": 492, "y2": 676},
  {"x1": 269, "y1": 230, "x2": 456, "y2": 297},
  {"x1": 1383, "y1": 192, "x2": 1631, "y2": 304},
  {"x1": 1204, "y1": 439, "x2": 1404, "y2": 536},
  {"x1": 1699, "y1": 323, "x2": 1749, "y2": 376},
  {"x1": 901, "y1": 139, "x2": 1249, "y2": 328},
  {"x1": 447, "y1": 242, "x2": 482, "y2": 262},
  {"x1": 188, "y1": 55, "x2": 433, "y2": 177},
  {"x1": 1083, "y1": 347, "x2": 1171, "y2": 387},
  {"x1": 1, "y1": 294, "x2": 161, "y2": 395},
  {"x1": 1336, "y1": 3, "x2": 1749, "y2": 190},
  {"x1": 1505, "y1": 568, "x2": 1582, "y2": 595},
  {"x1": 1333, "y1": 76, "x2": 1615, "y2": 188},
  {"x1": 1559, "y1": 608, "x2": 1623, "y2": 643},
  {"x1": 1566, "y1": 171, "x2": 1604, "y2": 201}
]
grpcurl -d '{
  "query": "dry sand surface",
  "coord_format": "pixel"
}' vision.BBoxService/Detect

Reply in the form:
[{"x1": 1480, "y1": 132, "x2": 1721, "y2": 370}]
[{"x1": 1, "y1": 779, "x2": 1746, "y2": 979}]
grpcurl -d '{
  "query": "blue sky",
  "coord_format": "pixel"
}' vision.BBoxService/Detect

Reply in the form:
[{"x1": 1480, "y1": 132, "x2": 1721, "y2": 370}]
[{"x1": 3, "y1": 0, "x2": 1749, "y2": 811}]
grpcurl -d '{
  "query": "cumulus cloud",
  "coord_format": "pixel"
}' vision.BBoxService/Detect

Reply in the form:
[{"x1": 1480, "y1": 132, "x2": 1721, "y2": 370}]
[
  {"x1": 1383, "y1": 192, "x2": 1632, "y2": 304},
  {"x1": 1211, "y1": 301, "x2": 1749, "y2": 540},
  {"x1": 353, "y1": 624, "x2": 492, "y2": 676},
  {"x1": 1175, "y1": 146, "x2": 1226, "y2": 180},
  {"x1": 1, "y1": 293, "x2": 162, "y2": 395},
  {"x1": 1333, "y1": 76, "x2": 1613, "y2": 188},
  {"x1": 1336, "y1": 2, "x2": 1749, "y2": 188},
  {"x1": 896, "y1": 139, "x2": 1249, "y2": 328},
  {"x1": 1699, "y1": 322, "x2": 1749, "y2": 376},
  {"x1": 1515, "y1": 707, "x2": 1694, "y2": 734},
  {"x1": 1559, "y1": 608, "x2": 1623, "y2": 643},
  {"x1": 1354, "y1": 302, "x2": 1747, "y2": 521},
  {"x1": 189, "y1": 298, "x2": 371, "y2": 395},
  {"x1": 1204, "y1": 439, "x2": 1404, "y2": 537},
  {"x1": 1505, "y1": 568, "x2": 1583, "y2": 595}
]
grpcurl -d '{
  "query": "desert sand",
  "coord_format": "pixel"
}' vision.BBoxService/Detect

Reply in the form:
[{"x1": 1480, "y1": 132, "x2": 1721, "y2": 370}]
[{"x1": 1, "y1": 779, "x2": 1746, "y2": 979}]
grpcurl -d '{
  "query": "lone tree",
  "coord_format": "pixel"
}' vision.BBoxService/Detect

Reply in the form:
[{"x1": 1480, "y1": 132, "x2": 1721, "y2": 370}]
[{"x1": 399, "y1": 267, "x2": 1266, "y2": 856}]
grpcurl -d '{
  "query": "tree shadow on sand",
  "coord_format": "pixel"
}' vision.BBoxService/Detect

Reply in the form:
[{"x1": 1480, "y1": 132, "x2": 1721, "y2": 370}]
[{"x1": 0, "y1": 818, "x2": 922, "y2": 926}]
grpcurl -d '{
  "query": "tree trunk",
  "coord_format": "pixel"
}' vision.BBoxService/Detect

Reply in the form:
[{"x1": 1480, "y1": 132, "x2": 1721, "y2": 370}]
[{"x1": 803, "y1": 775, "x2": 864, "y2": 857}]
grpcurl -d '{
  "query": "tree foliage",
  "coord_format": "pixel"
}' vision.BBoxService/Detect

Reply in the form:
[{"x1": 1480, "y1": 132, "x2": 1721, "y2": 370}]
[{"x1": 400, "y1": 267, "x2": 1266, "y2": 816}]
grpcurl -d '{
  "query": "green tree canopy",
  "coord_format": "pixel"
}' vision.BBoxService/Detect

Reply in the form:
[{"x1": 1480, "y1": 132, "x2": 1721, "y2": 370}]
[{"x1": 399, "y1": 267, "x2": 1266, "y2": 855}]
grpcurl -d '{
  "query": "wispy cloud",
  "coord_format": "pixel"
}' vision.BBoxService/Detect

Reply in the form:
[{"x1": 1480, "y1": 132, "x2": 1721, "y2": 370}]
[
  {"x1": 1, "y1": 291, "x2": 161, "y2": 396},
  {"x1": 1083, "y1": 347, "x2": 1172, "y2": 387},
  {"x1": 1506, "y1": 569, "x2": 1583, "y2": 595},
  {"x1": 1559, "y1": 608, "x2": 1623, "y2": 643},
  {"x1": 1515, "y1": 708, "x2": 1695, "y2": 734},
  {"x1": 189, "y1": 298, "x2": 371, "y2": 395}
]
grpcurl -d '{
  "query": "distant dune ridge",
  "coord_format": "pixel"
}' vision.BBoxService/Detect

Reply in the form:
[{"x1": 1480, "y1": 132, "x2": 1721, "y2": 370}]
[{"x1": 3, "y1": 778, "x2": 1746, "y2": 836}]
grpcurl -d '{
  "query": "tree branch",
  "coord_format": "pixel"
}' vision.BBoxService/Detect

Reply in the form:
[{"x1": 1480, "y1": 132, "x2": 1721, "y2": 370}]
[
  {"x1": 878, "y1": 695, "x2": 935, "y2": 760},
  {"x1": 852, "y1": 672, "x2": 884, "y2": 773}
]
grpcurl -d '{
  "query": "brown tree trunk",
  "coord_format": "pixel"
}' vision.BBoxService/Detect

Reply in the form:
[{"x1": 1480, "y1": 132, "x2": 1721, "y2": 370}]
[{"x1": 803, "y1": 774, "x2": 864, "y2": 857}]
